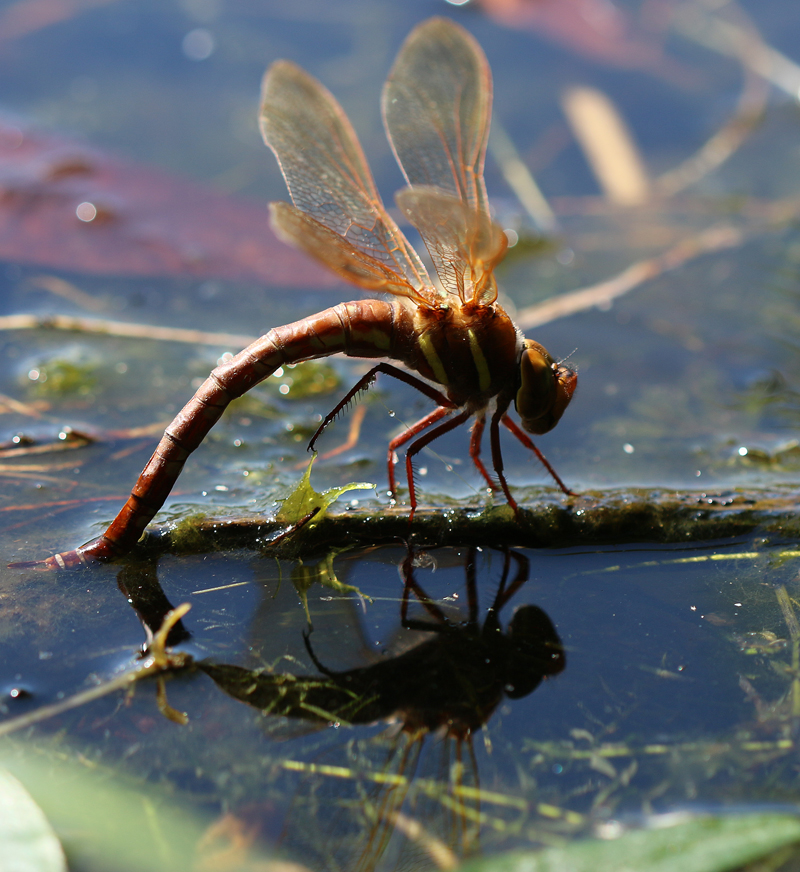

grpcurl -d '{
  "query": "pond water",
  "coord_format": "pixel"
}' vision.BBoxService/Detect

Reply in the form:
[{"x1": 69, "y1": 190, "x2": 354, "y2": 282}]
[
  {"x1": 2, "y1": 0, "x2": 800, "y2": 869},
  {"x1": 7, "y1": 539, "x2": 800, "y2": 870}
]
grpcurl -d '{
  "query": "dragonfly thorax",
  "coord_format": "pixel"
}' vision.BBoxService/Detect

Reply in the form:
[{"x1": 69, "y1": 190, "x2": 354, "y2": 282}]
[
  {"x1": 405, "y1": 302, "x2": 522, "y2": 409},
  {"x1": 515, "y1": 339, "x2": 577, "y2": 435}
]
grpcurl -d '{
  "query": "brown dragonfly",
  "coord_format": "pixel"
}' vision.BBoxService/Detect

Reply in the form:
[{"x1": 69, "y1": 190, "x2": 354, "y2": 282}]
[{"x1": 31, "y1": 16, "x2": 577, "y2": 570}]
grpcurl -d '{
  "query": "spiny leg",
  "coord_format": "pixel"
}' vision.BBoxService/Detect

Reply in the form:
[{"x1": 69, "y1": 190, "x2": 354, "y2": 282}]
[
  {"x1": 468, "y1": 413, "x2": 497, "y2": 492},
  {"x1": 404, "y1": 409, "x2": 472, "y2": 521},
  {"x1": 308, "y1": 362, "x2": 452, "y2": 453},
  {"x1": 502, "y1": 415, "x2": 576, "y2": 496},
  {"x1": 387, "y1": 405, "x2": 453, "y2": 501}
]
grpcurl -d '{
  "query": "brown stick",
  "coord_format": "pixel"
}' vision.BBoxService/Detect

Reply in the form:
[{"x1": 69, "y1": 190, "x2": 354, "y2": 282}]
[
  {"x1": 516, "y1": 224, "x2": 744, "y2": 330},
  {"x1": 0, "y1": 313, "x2": 257, "y2": 348}
]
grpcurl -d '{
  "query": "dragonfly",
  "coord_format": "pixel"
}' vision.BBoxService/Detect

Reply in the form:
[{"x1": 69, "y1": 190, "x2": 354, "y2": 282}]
[{"x1": 31, "y1": 16, "x2": 577, "y2": 570}]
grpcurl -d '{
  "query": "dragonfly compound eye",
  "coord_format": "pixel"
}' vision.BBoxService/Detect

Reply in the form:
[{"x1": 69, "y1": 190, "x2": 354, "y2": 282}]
[{"x1": 515, "y1": 340, "x2": 577, "y2": 435}]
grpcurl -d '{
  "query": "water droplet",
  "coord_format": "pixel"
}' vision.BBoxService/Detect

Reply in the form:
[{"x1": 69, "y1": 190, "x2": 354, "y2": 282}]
[
  {"x1": 182, "y1": 28, "x2": 215, "y2": 60},
  {"x1": 76, "y1": 201, "x2": 97, "y2": 222}
]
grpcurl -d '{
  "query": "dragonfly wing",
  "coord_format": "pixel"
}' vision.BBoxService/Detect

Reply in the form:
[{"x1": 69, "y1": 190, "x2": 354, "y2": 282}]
[
  {"x1": 271, "y1": 202, "x2": 426, "y2": 299},
  {"x1": 396, "y1": 187, "x2": 507, "y2": 306},
  {"x1": 383, "y1": 18, "x2": 491, "y2": 215},
  {"x1": 260, "y1": 60, "x2": 439, "y2": 306},
  {"x1": 383, "y1": 18, "x2": 502, "y2": 305}
]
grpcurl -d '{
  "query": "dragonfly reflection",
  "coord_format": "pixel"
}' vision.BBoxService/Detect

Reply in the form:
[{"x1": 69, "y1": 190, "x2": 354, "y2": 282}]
[
  {"x1": 200, "y1": 549, "x2": 563, "y2": 733},
  {"x1": 115, "y1": 546, "x2": 564, "y2": 868},
  {"x1": 197, "y1": 548, "x2": 565, "y2": 870}
]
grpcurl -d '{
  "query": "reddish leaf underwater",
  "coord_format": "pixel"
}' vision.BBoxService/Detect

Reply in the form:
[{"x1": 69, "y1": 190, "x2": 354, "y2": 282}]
[{"x1": 0, "y1": 116, "x2": 339, "y2": 287}]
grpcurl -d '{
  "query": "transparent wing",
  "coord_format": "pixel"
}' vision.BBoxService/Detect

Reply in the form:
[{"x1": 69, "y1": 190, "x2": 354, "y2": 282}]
[
  {"x1": 383, "y1": 18, "x2": 491, "y2": 210},
  {"x1": 383, "y1": 18, "x2": 503, "y2": 305},
  {"x1": 396, "y1": 187, "x2": 507, "y2": 306},
  {"x1": 271, "y1": 202, "x2": 427, "y2": 298},
  {"x1": 260, "y1": 60, "x2": 439, "y2": 306}
]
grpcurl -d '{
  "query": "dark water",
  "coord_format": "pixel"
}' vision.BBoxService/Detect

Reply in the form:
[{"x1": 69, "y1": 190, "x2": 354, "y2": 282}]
[
  {"x1": 4, "y1": 539, "x2": 800, "y2": 869},
  {"x1": 3, "y1": 0, "x2": 800, "y2": 868}
]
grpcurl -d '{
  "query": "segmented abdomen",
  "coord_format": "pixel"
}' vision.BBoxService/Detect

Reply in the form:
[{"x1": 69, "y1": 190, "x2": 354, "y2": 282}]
[{"x1": 45, "y1": 299, "x2": 402, "y2": 568}]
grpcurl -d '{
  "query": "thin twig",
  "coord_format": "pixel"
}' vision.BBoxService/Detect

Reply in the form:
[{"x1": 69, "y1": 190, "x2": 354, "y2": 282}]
[
  {"x1": 516, "y1": 223, "x2": 743, "y2": 330},
  {"x1": 386, "y1": 810, "x2": 458, "y2": 870},
  {"x1": 775, "y1": 586, "x2": 800, "y2": 732},
  {"x1": 674, "y1": 0, "x2": 800, "y2": 98},
  {"x1": 489, "y1": 120, "x2": 559, "y2": 233},
  {"x1": 27, "y1": 275, "x2": 108, "y2": 312},
  {"x1": 561, "y1": 87, "x2": 650, "y2": 206},
  {"x1": 0, "y1": 431, "x2": 94, "y2": 459},
  {"x1": 655, "y1": 51, "x2": 769, "y2": 197},
  {"x1": 0, "y1": 393, "x2": 45, "y2": 418},
  {"x1": 0, "y1": 313, "x2": 256, "y2": 349},
  {"x1": 0, "y1": 604, "x2": 192, "y2": 737}
]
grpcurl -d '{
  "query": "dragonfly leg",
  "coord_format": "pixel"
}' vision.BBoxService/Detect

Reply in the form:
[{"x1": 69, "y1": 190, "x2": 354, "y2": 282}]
[
  {"x1": 399, "y1": 547, "x2": 450, "y2": 629},
  {"x1": 490, "y1": 549, "x2": 531, "y2": 613},
  {"x1": 387, "y1": 405, "x2": 453, "y2": 500},
  {"x1": 404, "y1": 408, "x2": 472, "y2": 521},
  {"x1": 489, "y1": 402, "x2": 519, "y2": 515},
  {"x1": 465, "y1": 546, "x2": 479, "y2": 624},
  {"x1": 501, "y1": 415, "x2": 576, "y2": 497},
  {"x1": 400, "y1": 547, "x2": 414, "y2": 624},
  {"x1": 302, "y1": 628, "x2": 336, "y2": 676},
  {"x1": 308, "y1": 362, "x2": 452, "y2": 454},
  {"x1": 468, "y1": 413, "x2": 498, "y2": 492}
]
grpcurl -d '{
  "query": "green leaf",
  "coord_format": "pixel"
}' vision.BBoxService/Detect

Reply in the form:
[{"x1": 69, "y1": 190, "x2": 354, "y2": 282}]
[
  {"x1": 0, "y1": 768, "x2": 66, "y2": 872},
  {"x1": 291, "y1": 550, "x2": 368, "y2": 624},
  {"x1": 0, "y1": 742, "x2": 287, "y2": 872},
  {"x1": 276, "y1": 453, "x2": 373, "y2": 525},
  {"x1": 459, "y1": 814, "x2": 800, "y2": 872}
]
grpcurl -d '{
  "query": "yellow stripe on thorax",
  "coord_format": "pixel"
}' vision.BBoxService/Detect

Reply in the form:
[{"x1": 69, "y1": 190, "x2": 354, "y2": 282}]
[
  {"x1": 419, "y1": 333, "x2": 449, "y2": 386},
  {"x1": 467, "y1": 329, "x2": 491, "y2": 392}
]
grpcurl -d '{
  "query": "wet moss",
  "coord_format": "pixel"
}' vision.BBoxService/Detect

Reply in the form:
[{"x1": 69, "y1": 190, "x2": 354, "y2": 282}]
[
  {"x1": 25, "y1": 358, "x2": 99, "y2": 397},
  {"x1": 136, "y1": 486, "x2": 800, "y2": 560}
]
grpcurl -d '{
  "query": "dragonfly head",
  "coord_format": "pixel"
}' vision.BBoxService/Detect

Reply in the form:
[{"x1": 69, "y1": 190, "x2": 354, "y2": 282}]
[{"x1": 515, "y1": 340, "x2": 577, "y2": 435}]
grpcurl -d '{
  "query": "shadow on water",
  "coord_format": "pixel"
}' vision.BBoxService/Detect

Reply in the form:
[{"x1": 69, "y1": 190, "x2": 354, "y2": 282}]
[{"x1": 118, "y1": 546, "x2": 565, "y2": 870}]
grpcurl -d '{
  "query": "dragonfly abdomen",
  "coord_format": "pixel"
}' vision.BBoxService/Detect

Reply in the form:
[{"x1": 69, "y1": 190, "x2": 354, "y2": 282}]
[{"x1": 31, "y1": 299, "x2": 406, "y2": 568}]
